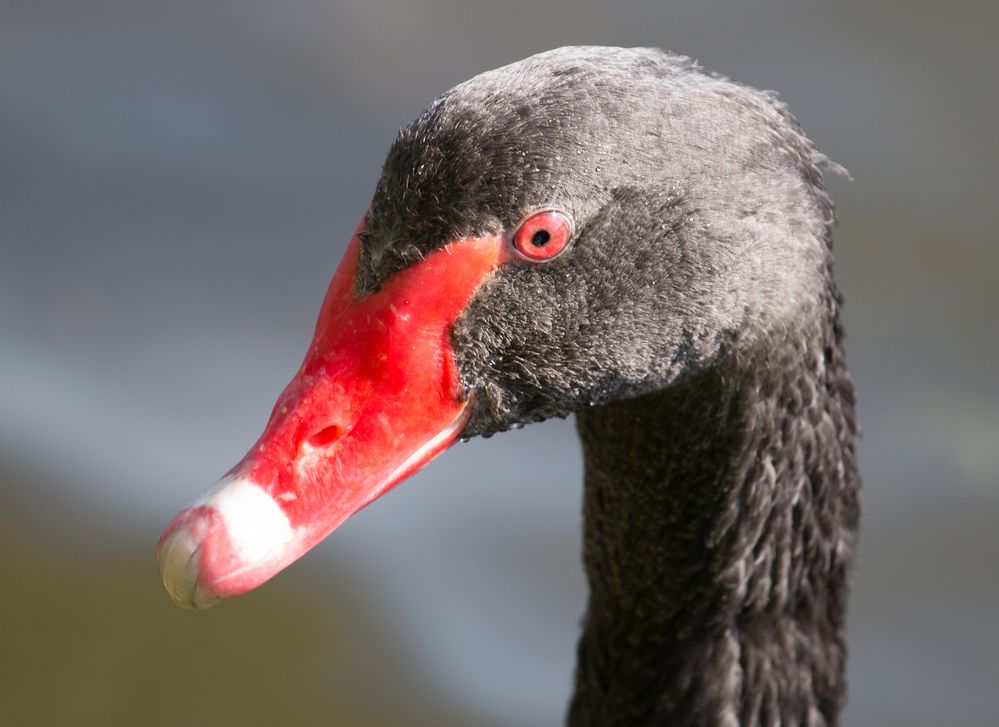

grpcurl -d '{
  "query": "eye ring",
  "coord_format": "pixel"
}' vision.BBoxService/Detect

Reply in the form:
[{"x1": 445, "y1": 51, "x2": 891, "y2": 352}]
[{"x1": 510, "y1": 208, "x2": 575, "y2": 262}]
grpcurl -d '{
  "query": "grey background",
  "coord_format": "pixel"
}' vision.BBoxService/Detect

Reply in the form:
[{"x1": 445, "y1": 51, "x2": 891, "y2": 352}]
[{"x1": 2, "y1": 1, "x2": 997, "y2": 725}]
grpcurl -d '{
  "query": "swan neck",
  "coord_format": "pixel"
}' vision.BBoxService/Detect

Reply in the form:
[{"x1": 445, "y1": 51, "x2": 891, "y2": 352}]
[{"x1": 570, "y1": 334, "x2": 859, "y2": 726}]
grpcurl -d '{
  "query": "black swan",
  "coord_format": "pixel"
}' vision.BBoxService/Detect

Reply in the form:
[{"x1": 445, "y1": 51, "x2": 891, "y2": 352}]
[{"x1": 157, "y1": 47, "x2": 859, "y2": 726}]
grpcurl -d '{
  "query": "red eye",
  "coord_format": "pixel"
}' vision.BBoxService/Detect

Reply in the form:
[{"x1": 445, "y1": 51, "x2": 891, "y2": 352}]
[{"x1": 512, "y1": 209, "x2": 574, "y2": 261}]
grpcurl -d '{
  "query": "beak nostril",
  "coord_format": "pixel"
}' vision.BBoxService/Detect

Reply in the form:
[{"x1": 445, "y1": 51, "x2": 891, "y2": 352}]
[{"x1": 307, "y1": 423, "x2": 345, "y2": 448}]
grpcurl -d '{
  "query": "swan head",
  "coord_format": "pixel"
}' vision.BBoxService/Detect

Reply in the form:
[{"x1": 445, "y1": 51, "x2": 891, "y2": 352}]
[{"x1": 158, "y1": 46, "x2": 839, "y2": 608}]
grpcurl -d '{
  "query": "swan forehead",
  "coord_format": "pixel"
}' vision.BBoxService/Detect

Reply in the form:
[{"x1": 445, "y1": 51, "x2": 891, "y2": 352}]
[{"x1": 361, "y1": 46, "x2": 829, "y2": 295}]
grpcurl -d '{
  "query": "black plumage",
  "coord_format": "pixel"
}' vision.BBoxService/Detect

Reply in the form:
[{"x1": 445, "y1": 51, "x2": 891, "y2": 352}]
[{"x1": 360, "y1": 47, "x2": 859, "y2": 726}]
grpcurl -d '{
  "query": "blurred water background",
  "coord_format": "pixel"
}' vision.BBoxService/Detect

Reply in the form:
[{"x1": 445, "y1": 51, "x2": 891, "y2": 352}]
[{"x1": 2, "y1": 1, "x2": 997, "y2": 725}]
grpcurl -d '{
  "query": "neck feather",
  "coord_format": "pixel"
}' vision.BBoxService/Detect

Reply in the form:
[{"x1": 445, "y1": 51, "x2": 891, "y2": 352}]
[{"x1": 568, "y1": 303, "x2": 860, "y2": 727}]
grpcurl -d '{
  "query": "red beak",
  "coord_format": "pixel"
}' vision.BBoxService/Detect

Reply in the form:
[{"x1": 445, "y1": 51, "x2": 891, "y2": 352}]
[{"x1": 157, "y1": 220, "x2": 504, "y2": 608}]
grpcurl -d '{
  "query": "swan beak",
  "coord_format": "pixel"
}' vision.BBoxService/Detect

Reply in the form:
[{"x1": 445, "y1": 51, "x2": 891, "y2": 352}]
[{"x1": 156, "y1": 221, "x2": 503, "y2": 608}]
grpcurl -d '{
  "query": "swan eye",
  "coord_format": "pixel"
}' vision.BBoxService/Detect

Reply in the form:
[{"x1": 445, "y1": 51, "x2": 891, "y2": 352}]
[{"x1": 511, "y1": 209, "x2": 574, "y2": 261}]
